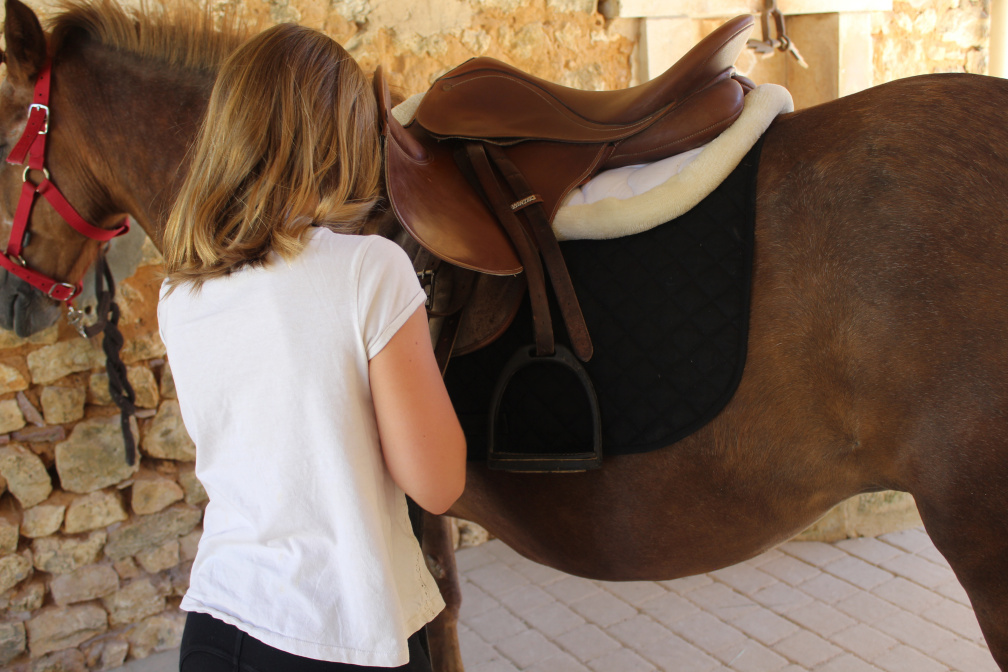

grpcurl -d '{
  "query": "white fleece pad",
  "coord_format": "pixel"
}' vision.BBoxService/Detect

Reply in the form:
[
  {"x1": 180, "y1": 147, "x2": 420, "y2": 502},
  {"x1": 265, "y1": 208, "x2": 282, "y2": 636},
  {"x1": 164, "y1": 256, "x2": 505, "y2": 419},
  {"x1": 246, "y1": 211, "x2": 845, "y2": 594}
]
[
  {"x1": 391, "y1": 83, "x2": 794, "y2": 242},
  {"x1": 553, "y1": 83, "x2": 793, "y2": 240}
]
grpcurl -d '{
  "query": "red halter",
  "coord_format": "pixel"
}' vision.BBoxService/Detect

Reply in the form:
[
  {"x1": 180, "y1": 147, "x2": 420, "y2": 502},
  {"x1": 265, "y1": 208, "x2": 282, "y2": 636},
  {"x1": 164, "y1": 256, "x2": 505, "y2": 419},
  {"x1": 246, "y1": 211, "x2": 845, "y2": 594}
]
[{"x1": 3, "y1": 61, "x2": 129, "y2": 302}]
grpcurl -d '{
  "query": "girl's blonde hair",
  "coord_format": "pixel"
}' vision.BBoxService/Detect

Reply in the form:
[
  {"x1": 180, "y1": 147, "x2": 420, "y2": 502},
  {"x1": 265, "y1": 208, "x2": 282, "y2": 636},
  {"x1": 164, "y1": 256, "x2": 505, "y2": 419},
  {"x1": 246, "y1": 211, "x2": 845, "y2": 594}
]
[{"x1": 163, "y1": 23, "x2": 381, "y2": 289}]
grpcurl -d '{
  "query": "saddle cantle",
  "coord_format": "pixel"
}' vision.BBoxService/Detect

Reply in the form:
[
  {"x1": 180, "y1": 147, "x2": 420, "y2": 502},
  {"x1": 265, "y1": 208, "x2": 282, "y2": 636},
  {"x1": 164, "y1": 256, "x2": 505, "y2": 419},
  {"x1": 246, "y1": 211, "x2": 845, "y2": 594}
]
[{"x1": 376, "y1": 14, "x2": 756, "y2": 471}]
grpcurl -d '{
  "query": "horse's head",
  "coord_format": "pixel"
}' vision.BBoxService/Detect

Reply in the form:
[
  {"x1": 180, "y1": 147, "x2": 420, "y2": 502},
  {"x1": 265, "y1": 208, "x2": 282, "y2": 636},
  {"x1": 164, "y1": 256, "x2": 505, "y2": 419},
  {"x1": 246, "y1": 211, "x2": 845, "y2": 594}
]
[{"x1": 0, "y1": 0, "x2": 131, "y2": 336}]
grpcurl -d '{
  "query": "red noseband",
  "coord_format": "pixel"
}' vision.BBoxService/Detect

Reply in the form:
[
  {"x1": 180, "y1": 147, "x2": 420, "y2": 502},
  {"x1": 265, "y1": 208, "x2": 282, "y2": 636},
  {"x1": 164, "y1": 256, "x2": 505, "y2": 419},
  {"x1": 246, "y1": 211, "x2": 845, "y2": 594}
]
[{"x1": 3, "y1": 61, "x2": 129, "y2": 302}]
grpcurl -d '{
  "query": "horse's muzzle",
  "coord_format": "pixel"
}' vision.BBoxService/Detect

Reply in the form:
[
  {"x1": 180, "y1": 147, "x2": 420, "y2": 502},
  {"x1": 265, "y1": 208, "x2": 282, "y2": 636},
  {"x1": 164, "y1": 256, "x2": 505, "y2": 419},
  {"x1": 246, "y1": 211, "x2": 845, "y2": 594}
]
[{"x1": 0, "y1": 270, "x2": 61, "y2": 337}]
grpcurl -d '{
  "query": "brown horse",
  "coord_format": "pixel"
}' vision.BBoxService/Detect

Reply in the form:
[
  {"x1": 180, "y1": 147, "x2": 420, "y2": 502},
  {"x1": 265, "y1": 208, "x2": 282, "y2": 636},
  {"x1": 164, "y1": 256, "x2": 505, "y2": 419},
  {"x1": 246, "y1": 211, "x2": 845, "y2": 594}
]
[{"x1": 0, "y1": 0, "x2": 1006, "y2": 669}]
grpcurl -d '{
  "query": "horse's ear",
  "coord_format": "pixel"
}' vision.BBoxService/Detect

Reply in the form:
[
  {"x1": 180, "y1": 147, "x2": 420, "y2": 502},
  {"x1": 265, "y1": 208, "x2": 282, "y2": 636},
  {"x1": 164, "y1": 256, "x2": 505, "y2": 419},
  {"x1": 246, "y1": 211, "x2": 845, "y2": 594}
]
[{"x1": 4, "y1": 0, "x2": 47, "y2": 85}]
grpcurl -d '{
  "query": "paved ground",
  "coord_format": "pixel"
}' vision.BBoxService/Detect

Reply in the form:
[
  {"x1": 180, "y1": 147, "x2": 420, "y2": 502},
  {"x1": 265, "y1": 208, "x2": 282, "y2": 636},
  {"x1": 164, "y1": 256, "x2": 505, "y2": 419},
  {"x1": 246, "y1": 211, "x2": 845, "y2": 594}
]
[{"x1": 123, "y1": 526, "x2": 998, "y2": 672}]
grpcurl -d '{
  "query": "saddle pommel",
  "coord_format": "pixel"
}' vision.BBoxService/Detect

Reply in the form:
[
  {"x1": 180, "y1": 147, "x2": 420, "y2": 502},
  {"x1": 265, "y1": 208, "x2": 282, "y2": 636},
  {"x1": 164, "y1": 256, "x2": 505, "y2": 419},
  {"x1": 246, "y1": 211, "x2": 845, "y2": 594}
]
[
  {"x1": 375, "y1": 65, "x2": 524, "y2": 276},
  {"x1": 373, "y1": 67, "x2": 427, "y2": 163}
]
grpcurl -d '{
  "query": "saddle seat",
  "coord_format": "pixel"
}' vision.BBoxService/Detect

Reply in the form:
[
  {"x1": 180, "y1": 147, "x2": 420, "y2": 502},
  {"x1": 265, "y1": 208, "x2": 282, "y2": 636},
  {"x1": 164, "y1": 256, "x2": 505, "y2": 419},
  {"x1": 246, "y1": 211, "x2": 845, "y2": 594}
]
[{"x1": 418, "y1": 13, "x2": 756, "y2": 161}]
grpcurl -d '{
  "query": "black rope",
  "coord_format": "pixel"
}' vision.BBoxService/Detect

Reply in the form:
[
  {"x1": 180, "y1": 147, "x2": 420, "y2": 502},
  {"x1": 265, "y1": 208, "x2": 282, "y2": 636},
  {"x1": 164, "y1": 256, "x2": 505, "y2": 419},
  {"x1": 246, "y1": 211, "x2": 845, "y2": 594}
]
[{"x1": 86, "y1": 254, "x2": 137, "y2": 465}]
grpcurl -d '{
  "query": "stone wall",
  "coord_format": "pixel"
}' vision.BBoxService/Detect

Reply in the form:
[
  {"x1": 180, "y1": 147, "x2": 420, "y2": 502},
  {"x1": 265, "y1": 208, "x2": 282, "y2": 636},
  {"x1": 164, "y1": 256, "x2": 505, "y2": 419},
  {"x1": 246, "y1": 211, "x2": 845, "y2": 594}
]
[
  {"x1": 873, "y1": 0, "x2": 989, "y2": 84},
  {"x1": 0, "y1": 0, "x2": 996, "y2": 668},
  {"x1": 0, "y1": 239, "x2": 201, "y2": 670}
]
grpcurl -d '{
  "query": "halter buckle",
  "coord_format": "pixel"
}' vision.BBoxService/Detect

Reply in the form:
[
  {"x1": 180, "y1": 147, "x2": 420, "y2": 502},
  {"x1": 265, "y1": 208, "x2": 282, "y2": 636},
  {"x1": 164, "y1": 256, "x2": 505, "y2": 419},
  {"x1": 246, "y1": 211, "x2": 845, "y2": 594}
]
[
  {"x1": 28, "y1": 104, "x2": 49, "y2": 134},
  {"x1": 47, "y1": 281, "x2": 78, "y2": 300}
]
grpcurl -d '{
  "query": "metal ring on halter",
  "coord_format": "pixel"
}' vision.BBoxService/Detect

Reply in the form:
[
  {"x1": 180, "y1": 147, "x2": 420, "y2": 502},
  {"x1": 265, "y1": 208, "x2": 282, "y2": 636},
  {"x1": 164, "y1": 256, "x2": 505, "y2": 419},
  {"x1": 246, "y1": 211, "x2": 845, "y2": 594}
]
[
  {"x1": 10, "y1": 255, "x2": 26, "y2": 268},
  {"x1": 22, "y1": 166, "x2": 50, "y2": 185}
]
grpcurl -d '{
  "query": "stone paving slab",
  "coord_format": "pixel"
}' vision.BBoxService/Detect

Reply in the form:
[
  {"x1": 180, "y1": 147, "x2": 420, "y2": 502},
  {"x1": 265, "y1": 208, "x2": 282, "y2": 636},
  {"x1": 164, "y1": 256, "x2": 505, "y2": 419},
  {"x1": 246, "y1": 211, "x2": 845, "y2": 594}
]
[
  {"x1": 457, "y1": 528, "x2": 998, "y2": 672},
  {"x1": 120, "y1": 527, "x2": 998, "y2": 672}
]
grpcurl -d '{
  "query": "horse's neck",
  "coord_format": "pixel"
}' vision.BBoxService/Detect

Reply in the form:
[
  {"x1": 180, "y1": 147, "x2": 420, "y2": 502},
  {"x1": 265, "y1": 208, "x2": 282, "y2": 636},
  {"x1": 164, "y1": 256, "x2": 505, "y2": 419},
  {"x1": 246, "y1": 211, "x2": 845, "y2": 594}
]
[{"x1": 59, "y1": 42, "x2": 217, "y2": 250}]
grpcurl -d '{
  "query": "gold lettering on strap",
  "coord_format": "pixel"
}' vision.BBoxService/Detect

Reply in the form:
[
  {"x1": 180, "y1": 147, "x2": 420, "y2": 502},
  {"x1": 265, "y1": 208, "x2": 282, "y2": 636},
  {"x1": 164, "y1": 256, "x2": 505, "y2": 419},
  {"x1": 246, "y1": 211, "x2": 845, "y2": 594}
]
[{"x1": 511, "y1": 194, "x2": 543, "y2": 211}]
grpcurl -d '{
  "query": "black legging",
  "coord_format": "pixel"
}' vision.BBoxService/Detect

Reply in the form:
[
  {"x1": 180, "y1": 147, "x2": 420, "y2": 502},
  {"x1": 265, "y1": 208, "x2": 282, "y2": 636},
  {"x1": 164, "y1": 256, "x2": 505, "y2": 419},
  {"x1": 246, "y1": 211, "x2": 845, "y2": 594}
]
[{"x1": 179, "y1": 612, "x2": 434, "y2": 672}]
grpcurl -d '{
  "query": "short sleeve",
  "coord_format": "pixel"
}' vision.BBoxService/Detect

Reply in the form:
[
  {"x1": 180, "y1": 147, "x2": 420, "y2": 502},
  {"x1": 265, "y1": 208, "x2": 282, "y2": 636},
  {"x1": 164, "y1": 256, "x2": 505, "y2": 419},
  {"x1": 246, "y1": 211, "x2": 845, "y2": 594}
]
[{"x1": 357, "y1": 236, "x2": 426, "y2": 360}]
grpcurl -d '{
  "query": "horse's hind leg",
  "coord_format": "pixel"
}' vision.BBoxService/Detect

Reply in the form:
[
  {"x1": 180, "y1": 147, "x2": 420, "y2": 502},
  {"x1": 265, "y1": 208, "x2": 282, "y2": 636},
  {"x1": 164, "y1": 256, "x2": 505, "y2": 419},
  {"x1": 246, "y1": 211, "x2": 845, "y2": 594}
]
[{"x1": 912, "y1": 458, "x2": 1008, "y2": 670}]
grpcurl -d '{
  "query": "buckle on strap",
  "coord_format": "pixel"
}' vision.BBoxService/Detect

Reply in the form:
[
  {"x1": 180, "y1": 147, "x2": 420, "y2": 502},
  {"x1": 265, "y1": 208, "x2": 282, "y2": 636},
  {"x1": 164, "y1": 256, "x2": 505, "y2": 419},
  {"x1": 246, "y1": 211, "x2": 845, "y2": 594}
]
[
  {"x1": 28, "y1": 104, "x2": 49, "y2": 134},
  {"x1": 47, "y1": 282, "x2": 79, "y2": 301}
]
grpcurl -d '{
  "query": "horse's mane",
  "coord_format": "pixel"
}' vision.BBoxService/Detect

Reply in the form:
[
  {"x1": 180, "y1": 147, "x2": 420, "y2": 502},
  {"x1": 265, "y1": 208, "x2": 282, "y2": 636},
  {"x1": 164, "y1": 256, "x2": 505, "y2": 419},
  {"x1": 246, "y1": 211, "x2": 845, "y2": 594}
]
[{"x1": 46, "y1": 0, "x2": 251, "y2": 71}]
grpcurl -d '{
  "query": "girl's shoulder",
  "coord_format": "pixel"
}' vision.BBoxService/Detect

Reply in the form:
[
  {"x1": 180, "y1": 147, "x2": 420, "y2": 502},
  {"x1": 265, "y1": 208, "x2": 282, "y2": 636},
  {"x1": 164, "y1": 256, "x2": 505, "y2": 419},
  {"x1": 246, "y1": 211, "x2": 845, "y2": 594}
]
[{"x1": 307, "y1": 228, "x2": 410, "y2": 269}]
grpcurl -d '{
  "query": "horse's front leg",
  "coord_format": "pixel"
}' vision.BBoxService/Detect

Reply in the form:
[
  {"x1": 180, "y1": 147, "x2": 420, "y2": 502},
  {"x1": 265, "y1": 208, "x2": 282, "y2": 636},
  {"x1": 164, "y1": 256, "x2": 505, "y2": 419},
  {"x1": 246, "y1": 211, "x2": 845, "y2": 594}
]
[{"x1": 422, "y1": 512, "x2": 464, "y2": 672}]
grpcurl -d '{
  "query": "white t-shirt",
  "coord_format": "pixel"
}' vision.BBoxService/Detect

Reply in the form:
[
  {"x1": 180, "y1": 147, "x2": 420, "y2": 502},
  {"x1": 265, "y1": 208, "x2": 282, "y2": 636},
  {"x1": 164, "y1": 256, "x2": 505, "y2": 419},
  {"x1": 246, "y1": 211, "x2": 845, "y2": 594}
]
[{"x1": 157, "y1": 227, "x2": 441, "y2": 667}]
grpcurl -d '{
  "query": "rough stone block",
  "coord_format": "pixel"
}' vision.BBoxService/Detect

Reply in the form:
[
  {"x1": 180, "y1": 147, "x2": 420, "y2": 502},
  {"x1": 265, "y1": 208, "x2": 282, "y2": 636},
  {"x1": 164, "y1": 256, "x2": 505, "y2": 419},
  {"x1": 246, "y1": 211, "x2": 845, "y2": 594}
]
[
  {"x1": 89, "y1": 366, "x2": 160, "y2": 409},
  {"x1": 126, "y1": 610, "x2": 186, "y2": 660},
  {"x1": 0, "y1": 621, "x2": 25, "y2": 665},
  {"x1": 0, "y1": 552, "x2": 31, "y2": 593},
  {"x1": 178, "y1": 528, "x2": 201, "y2": 562},
  {"x1": 128, "y1": 366, "x2": 160, "y2": 409},
  {"x1": 177, "y1": 465, "x2": 206, "y2": 505},
  {"x1": 11, "y1": 425, "x2": 65, "y2": 443},
  {"x1": 159, "y1": 362, "x2": 176, "y2": 399},
  {"x1": 25, "y1": 604, "x2": 107, "y2": 658},
  {"x1": 113, "y1": 557, "x2": 141, "y2": 581},
  {"x1": 132, "y1": 471, "x2": 184, "y2": 515},
  {"x1": 21, "y1": 501, "x2": 66, "y2": 538},
  {"x1": 0, "y1": 509, "x2": 20, "y2": 554},
  {"x1": 30, "y1": 646, "x2": 86, "y2": 671},
  {"x1": 141, "y1": 401, "x2": 195, "y2": 461},
  {"x1": 55, "y1": 417, "x2": 140, "y2": 493},
  {"x1": 104, "y1": 505, "x2": 202, "y2": 561},
  {"x1": 4, "y1": 579, "x2": 45, "y2": 612},
  {"x1": 102, "y1": 578, "x2": 166, "y2": 627},
  {"x1": 32, "y1": 531, "x2": 107, "y2": 575},
  {"x1": 135, "y1": 539, "x2": 180, "y2": 574},
  {"x1": 50, "y1": 563, "x2": 120, "y2": 606},
  {"x1": 0, "y1": 399, "x2": 26, "y2": 435},
  {"x1": 16, "y1": 392, "x2": 43, "y2": 427},
  {"x1": 167, "y1": 560, "x2": 193, "y2": 596},
  {"x1": 83, "y1": 638, "x2": 129, "y2": 671},
  {"x1": 0, "y1": 443, "x2": 52, "y2": 507},
  {"x1": 0, "y1": 362, "x2": 29, "y2": 395},
  {"x1": 63, "y1": 490, "x2": 128, "y2": 535},
  {"x1": 40, "y1": 385, "x2": 87, "y2": 425},
  {"x1": 27, "y1": 340, "x2": 105, "y2": 385},
  {"x1": 0, "y1": 323, "x2": 58, "y2": 349},
  {"x1": 120, "y1": 333, "x2": 166, "y2": 365}
]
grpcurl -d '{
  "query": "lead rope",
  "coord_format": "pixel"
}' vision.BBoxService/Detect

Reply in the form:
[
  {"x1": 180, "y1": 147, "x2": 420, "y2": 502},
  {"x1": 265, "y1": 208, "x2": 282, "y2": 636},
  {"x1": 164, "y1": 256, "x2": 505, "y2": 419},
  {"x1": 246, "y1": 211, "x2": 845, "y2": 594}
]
[{"x1": 80, "y1": 253, "x2": 137, "y2": 465}]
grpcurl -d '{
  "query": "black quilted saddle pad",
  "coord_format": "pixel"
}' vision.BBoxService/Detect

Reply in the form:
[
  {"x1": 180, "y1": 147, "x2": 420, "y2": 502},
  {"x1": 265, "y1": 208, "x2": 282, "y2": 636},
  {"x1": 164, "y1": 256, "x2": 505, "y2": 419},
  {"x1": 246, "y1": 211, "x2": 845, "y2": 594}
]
[{"x1": 445, "y1": 139, "x2": 762, "y2": 461}]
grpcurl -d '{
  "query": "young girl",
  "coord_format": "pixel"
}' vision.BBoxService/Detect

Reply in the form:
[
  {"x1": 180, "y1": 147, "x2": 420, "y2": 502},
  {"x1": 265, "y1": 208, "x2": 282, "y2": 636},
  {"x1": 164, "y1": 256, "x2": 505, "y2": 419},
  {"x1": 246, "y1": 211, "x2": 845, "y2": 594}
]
[{"x1": 158, "y1": 23, "x2": 466, "y2": 671}]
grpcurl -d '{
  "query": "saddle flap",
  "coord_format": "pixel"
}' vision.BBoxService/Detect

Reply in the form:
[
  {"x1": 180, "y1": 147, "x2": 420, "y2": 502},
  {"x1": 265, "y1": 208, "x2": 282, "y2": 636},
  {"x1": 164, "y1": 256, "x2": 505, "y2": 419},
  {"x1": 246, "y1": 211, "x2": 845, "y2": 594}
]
[
  {"x1": 416, "y1": 14, "x2": 754, "y2": 144},
  {"x1": 375, "y1": 66, "x2": 523, "y2": 275}
]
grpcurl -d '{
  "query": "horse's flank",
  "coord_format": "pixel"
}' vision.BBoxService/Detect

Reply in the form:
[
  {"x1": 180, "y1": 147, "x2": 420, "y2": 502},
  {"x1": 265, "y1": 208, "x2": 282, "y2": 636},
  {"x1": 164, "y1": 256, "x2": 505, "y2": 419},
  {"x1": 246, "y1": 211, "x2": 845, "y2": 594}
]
[{"x1": 46, "y1": 0, "x2": 250, "y2": 71}]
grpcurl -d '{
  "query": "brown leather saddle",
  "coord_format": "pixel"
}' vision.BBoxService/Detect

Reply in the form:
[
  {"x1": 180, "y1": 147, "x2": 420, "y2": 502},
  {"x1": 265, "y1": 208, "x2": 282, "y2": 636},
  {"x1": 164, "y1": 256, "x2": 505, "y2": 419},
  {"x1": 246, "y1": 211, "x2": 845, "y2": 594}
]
[{"x1": 376, "y1": 14, "x2": 755, "y2": 471}]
